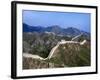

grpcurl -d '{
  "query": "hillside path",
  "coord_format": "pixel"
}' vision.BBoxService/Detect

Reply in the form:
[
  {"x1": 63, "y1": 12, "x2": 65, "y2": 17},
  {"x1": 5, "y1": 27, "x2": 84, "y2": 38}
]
[{"x1": 23, "y1": 40, "x2": 86, "y2": 60}]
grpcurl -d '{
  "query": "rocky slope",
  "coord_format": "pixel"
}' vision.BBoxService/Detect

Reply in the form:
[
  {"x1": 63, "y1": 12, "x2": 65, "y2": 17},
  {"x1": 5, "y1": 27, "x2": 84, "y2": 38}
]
[{"x1": 23, "y1": 41, "x2": 90, "y2": 69}]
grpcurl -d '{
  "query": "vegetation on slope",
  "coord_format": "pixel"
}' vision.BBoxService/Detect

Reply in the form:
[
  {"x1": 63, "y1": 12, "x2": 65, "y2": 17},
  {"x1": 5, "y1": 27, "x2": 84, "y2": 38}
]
[{"x1": 23, "y1": 42, "x2": 90, "y2": 69}]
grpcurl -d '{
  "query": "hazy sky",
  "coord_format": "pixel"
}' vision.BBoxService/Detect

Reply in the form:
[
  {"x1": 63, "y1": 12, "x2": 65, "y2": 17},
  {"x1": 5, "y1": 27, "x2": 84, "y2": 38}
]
[{"x1": 23, "y1": 10, "x2": 91, "y2": 32}]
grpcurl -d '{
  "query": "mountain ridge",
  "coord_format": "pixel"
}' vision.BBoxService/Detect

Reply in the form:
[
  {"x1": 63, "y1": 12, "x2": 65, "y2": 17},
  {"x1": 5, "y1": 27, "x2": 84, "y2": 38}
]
[{"x1": 23, "y1": 23, "x2": 90, "y2": 37}]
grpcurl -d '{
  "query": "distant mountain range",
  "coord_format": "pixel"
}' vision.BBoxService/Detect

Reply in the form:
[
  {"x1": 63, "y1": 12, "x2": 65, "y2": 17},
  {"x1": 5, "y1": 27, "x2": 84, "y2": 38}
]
[{"x1": 23, "y1": 23, "x2": 90, "y2": 37}]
